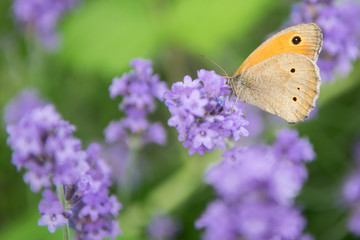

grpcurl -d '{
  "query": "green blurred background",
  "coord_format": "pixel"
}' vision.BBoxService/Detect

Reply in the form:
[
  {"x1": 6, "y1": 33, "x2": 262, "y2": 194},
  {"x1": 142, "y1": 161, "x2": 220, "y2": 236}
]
[{"x1": 0, "y1": 0, "x2": 360, "y2": 239}]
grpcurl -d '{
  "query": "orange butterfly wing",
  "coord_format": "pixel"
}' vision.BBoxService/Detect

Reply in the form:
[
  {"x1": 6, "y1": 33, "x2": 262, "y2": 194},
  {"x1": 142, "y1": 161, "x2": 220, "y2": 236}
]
[{"x1": 234, "y1": 23, "x2": 323, "y2": 75}]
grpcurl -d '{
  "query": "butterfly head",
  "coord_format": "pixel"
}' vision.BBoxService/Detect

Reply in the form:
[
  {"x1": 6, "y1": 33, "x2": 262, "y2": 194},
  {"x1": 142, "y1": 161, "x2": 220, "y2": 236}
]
[{"x1": 226, "y1": 74, "x2": 246, "y2": 101}]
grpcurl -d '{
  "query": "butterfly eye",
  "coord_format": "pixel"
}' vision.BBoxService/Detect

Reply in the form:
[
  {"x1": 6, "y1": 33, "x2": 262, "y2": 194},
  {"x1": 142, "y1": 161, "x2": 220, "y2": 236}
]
[
  {"x1": 292, "y1": 97, "x2": 297, "y2": 102},
  {"x1": 292, "y1": 36, "x2": 301, "y2": 45},
  {"x1": 290, "y1": 68, "x2": 296, "y2": 73}
]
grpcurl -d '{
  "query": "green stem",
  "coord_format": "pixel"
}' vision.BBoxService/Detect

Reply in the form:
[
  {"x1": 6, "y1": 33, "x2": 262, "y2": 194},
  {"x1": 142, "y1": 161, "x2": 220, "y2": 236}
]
[
  {"x1": 56, "y1": 185, "x2": 71, "y2": 240},
  {"x1": 117, "y1": 135, "x2": 141, "y2": 200}
]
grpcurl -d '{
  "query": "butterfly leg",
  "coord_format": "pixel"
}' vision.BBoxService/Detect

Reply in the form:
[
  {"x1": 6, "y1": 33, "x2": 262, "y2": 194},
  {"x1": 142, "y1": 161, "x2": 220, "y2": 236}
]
[
  {"x1": 242, "y1": 101, "x2": 246, "y2": 118},
  {"x1": 229, "y1": 97, "x2": 238, "y2": 112},
  {"x1": 228, "y1": 91, "x2": 233, "y2": 101}
]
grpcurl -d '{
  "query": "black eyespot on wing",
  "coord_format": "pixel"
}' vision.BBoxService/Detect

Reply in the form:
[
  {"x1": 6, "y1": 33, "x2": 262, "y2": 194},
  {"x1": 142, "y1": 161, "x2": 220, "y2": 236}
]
[
  {"x1": 292, "y1": 97, "x2": 297, "y2": 102},
  {"x1": 297, "y1": 87, "x2": 300, "y2": 90},
  {"x1": 292, "y1": 36, "x2": 301, "y2": 45},
  {"x1": 290, "y1": 68, "x2": 296, "y2": 73}
]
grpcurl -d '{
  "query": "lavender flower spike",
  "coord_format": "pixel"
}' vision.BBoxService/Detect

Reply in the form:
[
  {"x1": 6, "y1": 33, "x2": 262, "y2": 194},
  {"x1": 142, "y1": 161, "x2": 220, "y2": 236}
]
[
  {"x1": 343, "y1": 140, "x2": 360, "y2": 236},
  {"x1": 147, "y1": 213, "x2": 181, "y2": 240},
  {"x1": 5, "y1": 90, "x2": 122, "y2": 239},
  {"x1": 4, "y1": 88, "x2": 45, "y2": 124},
  {"x1": 104, "y1": 58, "x2": 168, "y2": 185},
  {"x1": 105, "y1": 58, "x2": 168, "y2": 146},
  {"x1": 165, "y1": 69, "x2": 249, "y2": 155},
  {"x1": 12, "y1": 0, "x2": 78, "y2": 49},
  {"x1": 196, "y1": 129, "x2": 315, "y2": 239}
]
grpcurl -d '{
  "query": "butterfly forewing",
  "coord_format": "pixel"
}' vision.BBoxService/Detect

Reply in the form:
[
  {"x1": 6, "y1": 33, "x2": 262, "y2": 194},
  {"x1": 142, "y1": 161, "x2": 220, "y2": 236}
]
[{"x1": 235, "y1": 23, "x2": 323, "y2": 75}]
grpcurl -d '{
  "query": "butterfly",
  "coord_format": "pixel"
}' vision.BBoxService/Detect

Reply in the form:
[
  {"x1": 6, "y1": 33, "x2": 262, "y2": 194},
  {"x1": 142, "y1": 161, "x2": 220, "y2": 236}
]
[{"x1": 228, "y1": 23, "x2": 322, "y2": 124}]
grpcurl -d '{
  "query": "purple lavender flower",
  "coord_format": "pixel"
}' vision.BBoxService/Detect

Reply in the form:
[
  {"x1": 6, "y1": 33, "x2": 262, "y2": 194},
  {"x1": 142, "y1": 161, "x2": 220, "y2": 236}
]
[
  {"x1": 241, "y1": 104, "x2": 264, "y2": 140},
  {"x1": 5, "y1": 91, "x2": 122, "y2": 239},
  {"x1": 147, "y1": 213, "x2": 181, "y2": 240},
  {"x1": 6, "y1": 104, "x2": 84, "y2": 188},
  {"x1": 99, "y1": 143, "x2": 129, "y2": 183},
  {"x1": 343, "y1": 140, "x2": 360, "y2": 236},
  {"x1": 343, "y1": 171, "x2": 360, "y2": 235},
  {"x1": 196, "y1": 200, "x2": 306, "y2": 240},
  {"x1": 104, "y1": 58, "x2": 168, "y2": 186},
  {"x1": 63, "y1": 144, "x2": 122, "y2": 240},
  {"x1": 12, "y1": 0, "x2": 78, "y2": 49},
  {"x1": 165, "y1": 69, "x2": 249, "y2": 155},
  {"x1": 274, "y1": 129, "x2": 316, "y2": 163},
  {"x1": 105, "y1": 58, "x2": 167, "y2": 146},
  {"x1": 299, "y1": 234, "x2": 315, "y2": 240},
  {"x1": 286, "y1": 0, "x2": 360, "y2": 81},
  {"x1": 38, "y1": 190, "x2": 68, "y2": 233},
  {"x1": 196, "y1": 129, "x2": 315, "y2": 239},
  {"x1": 4, "y1": 89, "x2": 45, "y2": 124}
]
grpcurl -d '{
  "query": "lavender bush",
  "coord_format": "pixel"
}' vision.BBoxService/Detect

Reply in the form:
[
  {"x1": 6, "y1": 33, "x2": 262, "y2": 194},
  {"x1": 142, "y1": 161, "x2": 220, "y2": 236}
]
[
  {"x1": 104, "y1": 58, "x2": 168, "y2": 186},
  {"x1": 3, "y1": 0, "x2": 360, "y2": 238},
  {"x1": 5, "y1": 90, "x2": 121, "y2": 239},
  {"x1": 196, "y1": 129, "x2": 315, "y2": 240}
]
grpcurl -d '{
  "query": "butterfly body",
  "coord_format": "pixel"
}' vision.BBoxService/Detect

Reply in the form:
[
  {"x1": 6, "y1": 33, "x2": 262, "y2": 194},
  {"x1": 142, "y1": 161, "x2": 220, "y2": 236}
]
[{"x1": 229, "y1": 23, "x2": 323, "y2": 123}]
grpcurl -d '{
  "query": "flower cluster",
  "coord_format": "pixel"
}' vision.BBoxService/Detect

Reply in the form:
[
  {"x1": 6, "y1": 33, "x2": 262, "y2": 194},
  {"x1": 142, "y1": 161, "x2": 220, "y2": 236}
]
[
  {"x1": 105, "y1": 58, "x2": 168, "y2": 147},
  {"x1": 343, "y1": 140, "x2": 360, "y2": 236},
  {"x1": 165, "y1": 70, "x2": 249, "y2": 155},
  {"x1": 104, "y1": 58, "x2": 168, "y2": 186},
  {"x1": 286, "y1": 0, "x2": 360, "y2": 81},
  {"x1": 4, "y1": 89, "x2": 46, "y2": 124},
  {"x1": 12, "y1": 0, "x2": 77, "y2": 49},
  {"x1": 147, "y1": 213, "x2": 181, "y2": 240},
  {"x1": 196, "y1": 129, "x2": 315, "y2": 240},
  {"x1": 5, "y1": 90, "x2": 121, "y2": 239}
]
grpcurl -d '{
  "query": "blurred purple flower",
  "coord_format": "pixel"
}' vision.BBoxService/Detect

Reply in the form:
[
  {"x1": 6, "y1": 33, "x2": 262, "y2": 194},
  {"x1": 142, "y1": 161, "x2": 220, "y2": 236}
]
[
  {"x1": 196, "y1": 129, "x2": 315, "y2": 239},
  {"x1": 165, "y1": 69, "x2": 249, "y2": 155},
  {"x1": 12, "y1": 0, "x2": 78, "y2": 49},
  {"x1": 348, "y1": 210, "x2": 360, "y2": 236},
  {"x1": 104, "y1": 58, "x2": 168, "y2": 186},
  {"x1": 274, "y1": 129, "x2": 316, "y2": 163},
  {"x1": 286, "y1": 0, "x2": 360, "y2": 81},
  {"x1": 242, "y1": 104, "x2": 264, "y2": 140},
  {"x1": 299, "y1": 234, "x2": 315, "y2": 240},
  {"x1": 343, "y1": 140, "x2": 360, "y2": 236},
  {"x1": 5, "y1": 90, "x2": 121, "y2": 238},
  {"x1": 105, "y1": 58, "x2": 167, "y2": 147},
  {"x1": 4, "y1": 89, "x2": 45, "y2": 124},
  {"x1": 147, "y1": 213, "x2": 181, "y2": 240}
]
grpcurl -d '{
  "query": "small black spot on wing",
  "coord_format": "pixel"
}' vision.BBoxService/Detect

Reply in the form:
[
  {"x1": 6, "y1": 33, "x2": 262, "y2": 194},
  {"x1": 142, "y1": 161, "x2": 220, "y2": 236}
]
[{"x1": 292, "y1": 36, "x2": 301, "y2": 45}]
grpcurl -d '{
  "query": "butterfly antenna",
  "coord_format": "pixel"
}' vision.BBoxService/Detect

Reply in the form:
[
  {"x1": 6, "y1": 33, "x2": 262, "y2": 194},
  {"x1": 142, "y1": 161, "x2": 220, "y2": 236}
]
[{"x1": 197, "y1": 54, "x2": 229, "y2": 78}]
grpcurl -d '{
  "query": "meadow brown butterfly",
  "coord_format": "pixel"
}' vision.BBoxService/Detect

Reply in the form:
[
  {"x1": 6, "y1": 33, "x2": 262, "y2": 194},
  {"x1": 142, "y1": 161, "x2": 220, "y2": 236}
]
[{"x1": 229, "y1": 23, "x2": 323, "y2": 124}]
